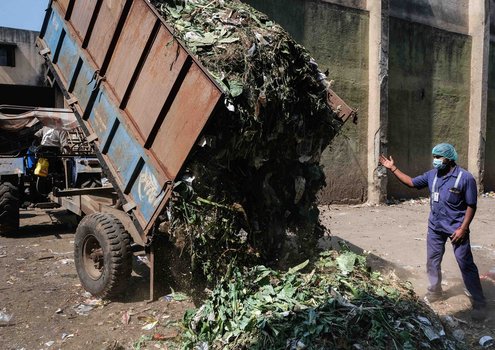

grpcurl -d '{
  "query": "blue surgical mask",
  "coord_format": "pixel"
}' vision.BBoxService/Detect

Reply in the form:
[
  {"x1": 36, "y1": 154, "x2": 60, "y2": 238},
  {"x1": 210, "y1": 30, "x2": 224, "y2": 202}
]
[{"x1": 433, "y1": 158, "x2": 446, "y2": 170}]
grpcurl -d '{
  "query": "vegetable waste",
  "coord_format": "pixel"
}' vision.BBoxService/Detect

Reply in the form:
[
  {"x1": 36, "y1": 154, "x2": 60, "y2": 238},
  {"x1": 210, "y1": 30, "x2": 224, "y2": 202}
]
[
  {"x1": 180, "y1": 249, "x2": 462, "y2": 350},
  {"x1": 150, "y1": 0, "x2": 343, "y2": 279}
]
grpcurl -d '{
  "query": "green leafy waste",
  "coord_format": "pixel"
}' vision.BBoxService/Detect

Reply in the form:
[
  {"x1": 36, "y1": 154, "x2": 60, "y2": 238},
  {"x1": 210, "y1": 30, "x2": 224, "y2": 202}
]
[
  {"x1": 150, "y1": 0, "x2": 344, "y2": 280},
  {"x1": 179, "y1": 249, "x2": 461, "y2": 350}
]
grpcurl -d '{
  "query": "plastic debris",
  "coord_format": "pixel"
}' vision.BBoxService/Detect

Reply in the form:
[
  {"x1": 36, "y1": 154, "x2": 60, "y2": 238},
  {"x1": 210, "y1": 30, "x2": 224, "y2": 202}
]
[
  {"x1": 141, "y1": 320, "x2": 158, "y2": 331},
  {"x1": 138, "y1": 316, "x2": 158, "y2": 331},
  {"x1": 122, "y1": 311, "x2": 131, "y2": 325},
  {"x1": 441, "y1": 315, "x2": 459, "y2": 328},
  {"x1": 73, "y1": 304, "x2": 94, "y2": 316},
  {"x1": 480, "y1": 336, "x2": 494, "y2": 348},
  {"x1": 452, "y1": 329, "x2": 465, "y2": 342},
  {"x1": 61, "y1": 333, "x2": 74, "y2": 341},
  {"x1": 58, "y1": 258, "x2": 74, "y2": 265},
  {"x1": 44, "y1": 341, "x2": 54, "y2": 347},
  {"x1": 166, "y1": 291, "x2": 189, "y2": 302},
  {"x1": 287, "y1": 339, "x2": 306, "y2": 350},
  {"x1": 159, "y1": 295, "x2": 173, "y2": 302},
  {"x1": 0, "y1": 309, "x2": 13, "y2": 326}
]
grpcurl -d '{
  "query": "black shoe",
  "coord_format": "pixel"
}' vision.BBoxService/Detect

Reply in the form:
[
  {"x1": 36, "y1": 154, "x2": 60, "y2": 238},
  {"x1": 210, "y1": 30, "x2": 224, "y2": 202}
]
[{"x1": 471, "y1": 307, "x2": 487, "y2": 321}]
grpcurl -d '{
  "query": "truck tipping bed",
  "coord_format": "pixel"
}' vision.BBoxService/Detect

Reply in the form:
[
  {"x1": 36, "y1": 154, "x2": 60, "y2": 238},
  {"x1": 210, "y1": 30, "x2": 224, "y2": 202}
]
[{"x1": 37, "y1": 0, "x2": 224, "y2": 238}]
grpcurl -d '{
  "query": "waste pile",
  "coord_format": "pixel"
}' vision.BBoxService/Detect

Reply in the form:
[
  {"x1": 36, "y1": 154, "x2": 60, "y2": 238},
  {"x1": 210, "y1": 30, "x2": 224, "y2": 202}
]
[
  {"x1": 150, "y1": 0, "x2": 343, "y2": 278},
  {"x1": 180, "y1": 249, "x2": 462, "y2": 350}
]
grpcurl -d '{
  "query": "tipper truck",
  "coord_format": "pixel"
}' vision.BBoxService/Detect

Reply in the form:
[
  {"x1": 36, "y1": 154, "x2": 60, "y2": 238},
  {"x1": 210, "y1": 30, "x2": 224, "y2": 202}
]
[{"x1": 2, "y1": 0, "x2": 356, "y2": 299}]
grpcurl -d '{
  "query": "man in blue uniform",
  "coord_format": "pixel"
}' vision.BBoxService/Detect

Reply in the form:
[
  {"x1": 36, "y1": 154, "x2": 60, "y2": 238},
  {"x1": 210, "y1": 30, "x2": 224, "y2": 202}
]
[{"x1": 379, "y1": 143, "x2": 487, "y2": 320}]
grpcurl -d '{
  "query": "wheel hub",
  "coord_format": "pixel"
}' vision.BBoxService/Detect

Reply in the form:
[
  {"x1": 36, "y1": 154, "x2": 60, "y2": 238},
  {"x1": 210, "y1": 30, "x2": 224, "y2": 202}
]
[{"x1": 82, "y1": 235, "x2": 104, "y2": 280}]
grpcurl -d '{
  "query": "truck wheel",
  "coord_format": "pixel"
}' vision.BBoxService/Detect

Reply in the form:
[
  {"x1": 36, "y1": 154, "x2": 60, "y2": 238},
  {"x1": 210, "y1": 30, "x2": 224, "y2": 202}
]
[
  {"x1": 0, "y1": 182, "x2": 20, "y2": 235},
  {"x1": 74, "y1": 213, "x2": 132, "y2": 299}
]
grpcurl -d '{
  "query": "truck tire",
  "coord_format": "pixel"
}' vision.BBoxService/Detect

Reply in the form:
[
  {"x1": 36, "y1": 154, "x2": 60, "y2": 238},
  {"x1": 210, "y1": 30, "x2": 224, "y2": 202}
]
[
  {"x1": 0, "y1": 182, "x2": 20, "y2": 235},
  {"x1": 74, "y1": 213, "x2": 132, "y2": 299}
]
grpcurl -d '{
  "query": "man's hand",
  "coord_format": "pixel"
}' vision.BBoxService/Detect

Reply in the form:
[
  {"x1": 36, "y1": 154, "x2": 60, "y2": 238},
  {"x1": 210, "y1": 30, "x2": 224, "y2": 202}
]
[
  {"x1": 379, "y1": 154, "x2": 395, "y2": 170},
  {"x1": 451, "y1": 227, "x2": 469, "y2": 244}
]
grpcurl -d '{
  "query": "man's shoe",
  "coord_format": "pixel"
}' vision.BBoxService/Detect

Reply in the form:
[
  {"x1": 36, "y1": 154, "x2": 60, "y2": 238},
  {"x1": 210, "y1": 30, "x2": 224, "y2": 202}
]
[
  {"x1": 423, "y1": 290, "x2": 444, "y2": 303},
  {"x1": 471, "y1": 307, "x2": 487, "y2": 321}
]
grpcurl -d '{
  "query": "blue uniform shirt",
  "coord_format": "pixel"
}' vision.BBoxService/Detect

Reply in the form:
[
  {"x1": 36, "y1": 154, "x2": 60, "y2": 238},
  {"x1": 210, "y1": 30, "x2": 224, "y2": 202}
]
[{"x1": 412, "y1": 165, "x2": 477, "y2": 235}]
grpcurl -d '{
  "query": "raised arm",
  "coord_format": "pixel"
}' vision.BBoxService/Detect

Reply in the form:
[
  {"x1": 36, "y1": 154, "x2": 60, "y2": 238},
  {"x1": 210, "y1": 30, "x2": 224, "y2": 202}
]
[{"x1": 379, "y1": 154, "x2": 414, "y2": 188}]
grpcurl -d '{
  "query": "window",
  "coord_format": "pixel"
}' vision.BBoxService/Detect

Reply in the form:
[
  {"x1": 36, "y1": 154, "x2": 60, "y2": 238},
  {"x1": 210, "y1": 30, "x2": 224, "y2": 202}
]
[{"x1": 0, "y1": 44, "x2": 16, "y2": 67}]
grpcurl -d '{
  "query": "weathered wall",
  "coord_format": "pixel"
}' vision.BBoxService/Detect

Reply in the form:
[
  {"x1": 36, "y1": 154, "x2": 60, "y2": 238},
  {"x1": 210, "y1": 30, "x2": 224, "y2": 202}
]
[
  {"x1": 0, "y1": 27, "x2": 44, "y2": 86},
  {"x1": 491, "y1": 0, "x2": 495, "y2": 41},
  {"x1": 321, "y1": 0, "x2": 366, "y2": 10},
  {"x1": 388, "y1": 18, "x2": 471, "y2": 198},
  {"x1": 390, "y1": 0, "x2": 469, "y2": 34},
  {"x1": 245, "y1": 0, "x2": 369, "y2": 203},
  {"x1": 485, "y1": 42, "x2": 495, "y2": 191},
  {"x1": 304, "y1": 3, "x2": 368, "y2": 203}
]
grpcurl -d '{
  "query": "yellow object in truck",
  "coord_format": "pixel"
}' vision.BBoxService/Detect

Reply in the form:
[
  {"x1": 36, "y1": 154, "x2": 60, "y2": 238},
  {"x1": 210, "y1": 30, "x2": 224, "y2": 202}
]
[{"x1": 34, "y1": 158, "x2": 49, "y2": 177}]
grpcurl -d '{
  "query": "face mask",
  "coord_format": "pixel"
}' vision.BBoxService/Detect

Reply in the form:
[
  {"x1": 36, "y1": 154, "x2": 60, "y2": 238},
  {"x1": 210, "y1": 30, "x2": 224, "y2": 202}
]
[{"x1": 433, "y1": 158, "x2": 446, "y2": 170}]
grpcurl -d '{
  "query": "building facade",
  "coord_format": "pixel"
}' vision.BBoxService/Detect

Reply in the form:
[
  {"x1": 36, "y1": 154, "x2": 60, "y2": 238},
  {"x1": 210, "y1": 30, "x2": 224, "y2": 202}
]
[{"x1": 0, "y1": 27, "x2": 54, "y2": 107}]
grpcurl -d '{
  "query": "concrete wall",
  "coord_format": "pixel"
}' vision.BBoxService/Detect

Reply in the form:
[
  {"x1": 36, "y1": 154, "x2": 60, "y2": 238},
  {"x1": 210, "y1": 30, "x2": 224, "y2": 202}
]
[
  {"x1": 485, "y1": 42, "x2": 495, "y2": 191},
  {"x1": 304, "y1": 4, "x2": 369, "y2": 203},
  {"x1": 322, "y1": 0, "x2": 366, "y2": 10},
  {"x1": 0, "y1": 27, "x2": 44, "y2": 86},
  {"x1": 246, "y1": 0, "x2": 369, "y2": 203},
  {"x1": 388, "y1": 19, "x2": 471, "y2": 198},
  {"x1": 390, "y1": 0, "x2": 469, "y2": 34},
  {"x1": 491, "y1": 0, "x2": 495, "y2": 41}
]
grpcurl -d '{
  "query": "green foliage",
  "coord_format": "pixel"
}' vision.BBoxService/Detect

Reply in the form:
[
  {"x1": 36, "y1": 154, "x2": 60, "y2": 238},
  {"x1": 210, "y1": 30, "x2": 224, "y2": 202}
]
[{"x1": 180, "y1": 250, "x2": 460, "y2": 350}]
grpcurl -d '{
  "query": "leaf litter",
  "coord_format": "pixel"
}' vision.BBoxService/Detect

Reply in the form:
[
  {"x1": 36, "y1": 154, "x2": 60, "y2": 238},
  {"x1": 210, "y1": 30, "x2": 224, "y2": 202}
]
[{"x1": 180, "y1": 249, "x2": 463, "y2": 350}]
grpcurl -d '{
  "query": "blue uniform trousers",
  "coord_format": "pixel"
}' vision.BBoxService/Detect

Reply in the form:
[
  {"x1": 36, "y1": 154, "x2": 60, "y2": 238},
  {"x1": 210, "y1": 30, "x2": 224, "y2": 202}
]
[{"x1": 426, "y1": 230, "x2": 486, "y2": 307}]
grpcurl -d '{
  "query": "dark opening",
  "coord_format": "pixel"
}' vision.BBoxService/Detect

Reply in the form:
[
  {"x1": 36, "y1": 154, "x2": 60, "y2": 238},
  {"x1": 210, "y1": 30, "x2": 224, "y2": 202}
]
[{"x1": 0, "y1": 44, "x2": 16, "y2": 67}]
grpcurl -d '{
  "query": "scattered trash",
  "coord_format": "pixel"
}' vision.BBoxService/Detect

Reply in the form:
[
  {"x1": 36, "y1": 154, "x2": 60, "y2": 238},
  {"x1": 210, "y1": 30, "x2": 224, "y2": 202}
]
[
  {"x1": 61, "y1": 333, "x2": 74, "y2": 341},
  {"x1": 83, "y1": 298, "x2": 104, "y2": 307},
  {"x1": 38, "y1": 255, "x2": 55, "y2": 260},
  {"x1": 142, "y1": 321, "x2": 158, "y2": 331},
  {"x1": 58, "y1": 258, "x2": 74, "y2": 265},
  {"x1": 452, "y1": 329, "x2": 465, "y2": 342},
  {"x1": 44, "y1": 340, "x2": 54, "y2": 347},
  {"x1": 122, "y1": 311, "x2": 130, "y2": 325},
  {"x1": 138, "y1": 316, "x2": 158, "y2": 331},
  {"x1": 441, "y1": 315, "x2": 459, "y2": 328},
  {"x1": 287, "y1": 339, "x2": 306, "y2": 350},
  {"x1": 480, "y1": 336, "x2": 494, "y2": 348},
  {"x1": 0, "y1": 309, "x2": 13, "y2": 326},
  {"x1": 73, "y1": 304, "x2": 94, "y2": 316},
  {"x1": 159, "y1": 295, "x2": 172, "y2": 302},
  {"x1": 166, "y1": 291, "x2": 189, "y2": 302},
  {"x1": 417, "y1": 316, "x2": 445, "y2": 342},
  {"x1": 136, "y1": 256, "x2": 149, "y2": 265},
  {"x1": 152, "y1": 332, "x2": 178, "y2": 341},
  {"x1": 55, "y1": 308, "x2": 63, "y2": 314}
]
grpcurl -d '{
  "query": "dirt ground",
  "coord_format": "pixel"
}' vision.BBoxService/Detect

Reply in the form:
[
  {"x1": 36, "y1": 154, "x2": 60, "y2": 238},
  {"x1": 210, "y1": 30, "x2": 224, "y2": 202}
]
[
  {"x1": 0, "y1": 197, "x2": 494, "y2": 349},
  {"x1": 320, "y1": 196, "x2": 495, "y2": 348}
]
